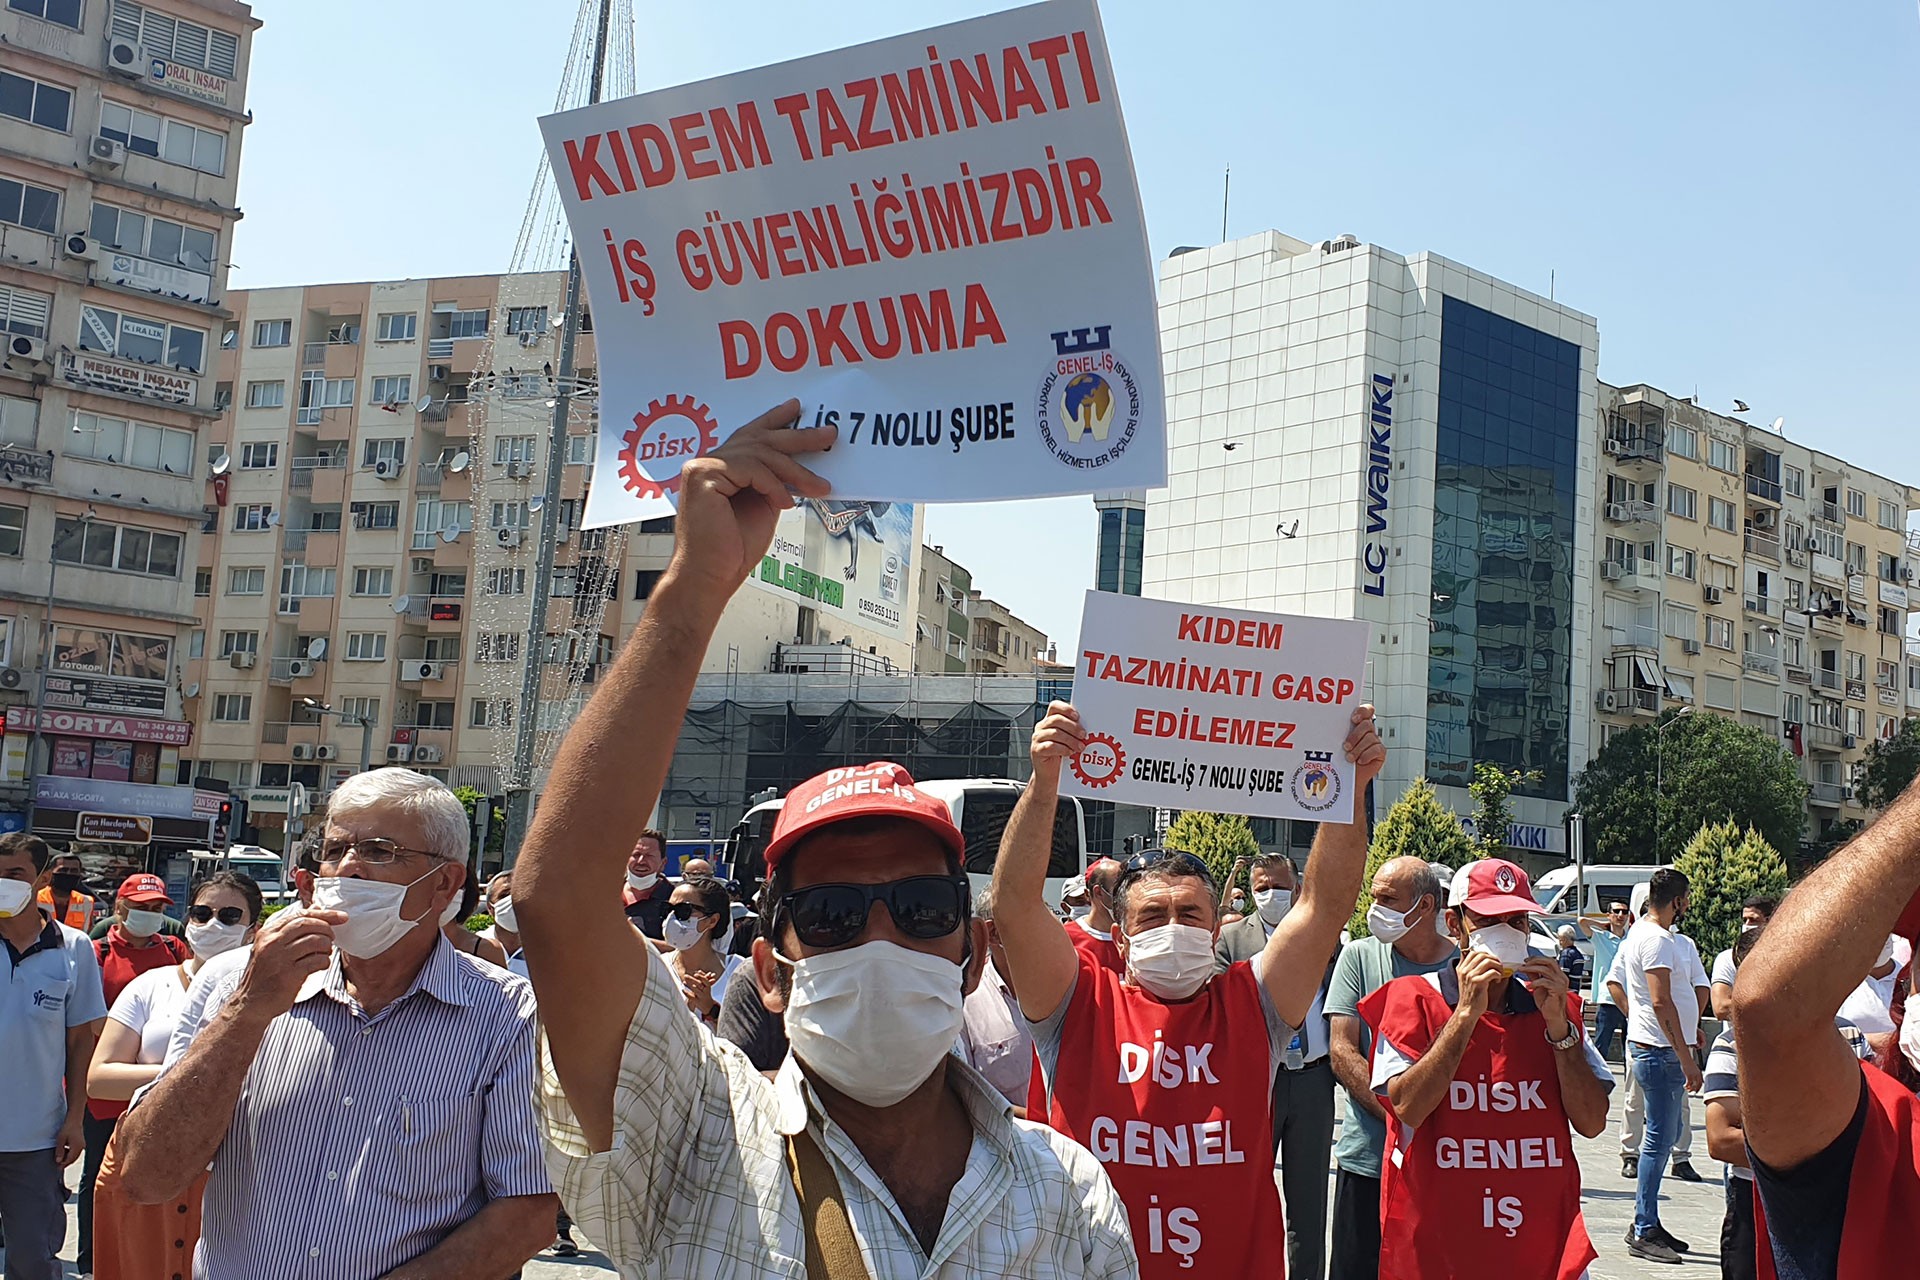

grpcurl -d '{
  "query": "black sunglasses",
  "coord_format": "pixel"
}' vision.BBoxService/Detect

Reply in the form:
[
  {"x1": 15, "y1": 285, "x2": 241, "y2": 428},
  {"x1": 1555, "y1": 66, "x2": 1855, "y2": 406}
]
[
  {"x1": 778, "y1": 875, "x2": 969, "y2": 950},
  {"x1": 188, "y1": 905, "x2": 248, "y2": 926},
  {"x1": 666, "y1": 902, "x2": 712, "y2": 921},
  {"x1": 1118, "y1": 848, "x2": 1213, "y2": 889}
]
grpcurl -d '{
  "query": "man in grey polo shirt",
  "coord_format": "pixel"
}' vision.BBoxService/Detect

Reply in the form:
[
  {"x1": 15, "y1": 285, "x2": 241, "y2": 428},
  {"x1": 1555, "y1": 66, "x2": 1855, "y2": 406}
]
[{"x1": 0, "y1": 832, "x2": 108, "y2": 1280}]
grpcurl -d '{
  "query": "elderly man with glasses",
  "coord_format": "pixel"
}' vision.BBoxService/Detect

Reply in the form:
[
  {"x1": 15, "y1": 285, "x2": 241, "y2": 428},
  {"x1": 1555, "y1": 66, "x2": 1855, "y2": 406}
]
[
  {"x1": 993, "y1": 699, "x2": 1384, "y2": 1279},
  {"x1": 114, "y1": 767, "x2": 557, "y2": 1280}
]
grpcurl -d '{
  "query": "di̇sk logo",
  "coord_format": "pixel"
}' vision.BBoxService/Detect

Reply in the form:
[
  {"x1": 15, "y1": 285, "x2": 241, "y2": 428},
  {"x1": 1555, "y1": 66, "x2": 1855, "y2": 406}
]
[
  {"x1": 1494, "y1": 866, "x2": 1518, "y2": 894},
  {"x1": 1036, "y1": 326, "x2": 1144, "y2": 473},
  {"x1": 1290, "y1": 751, "x2": 1341, "y2": 813},
  {"x1": 1072, "y1": 732, "x2": 1126, "y2": 789},
  {"x1": 617, "y1": 395, "x2": 721, "y2": 499}
]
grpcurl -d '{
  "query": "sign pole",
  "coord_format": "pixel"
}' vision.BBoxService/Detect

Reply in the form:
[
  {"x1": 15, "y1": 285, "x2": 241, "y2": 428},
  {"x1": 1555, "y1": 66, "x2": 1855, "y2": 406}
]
[{"x1": 24, "y1": 513, "x2": 87, "y2": 837}]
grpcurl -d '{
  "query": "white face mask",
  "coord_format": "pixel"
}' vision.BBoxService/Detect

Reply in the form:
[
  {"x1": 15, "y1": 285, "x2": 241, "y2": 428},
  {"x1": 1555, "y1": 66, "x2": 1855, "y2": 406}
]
[
  {"x1": 0, "y1": 878, "x2": 32, "y2": 919},
  {"x1": 780, "y1": 940, "x2": 966, "y2": 1107},
  {"x1": 186, "y1": 919, "x2": 249, "y2": 959},
  {"x1": 1466, "y1": 920, "x2": 1533, "y2": 970},
  {"x1": 122, "y1": 908, "x2": 167, "y2": 938},
  {"x1": 491, "y1": 897, "x2": 518, "y2": 933},
  {"x1": 1124, "y1": 922, "x2": 1217, "y2": 1000},
  {"x1": 626, "y1": 870, "x2": 659, "y2": 893},
  {"x1": 1254, "y1": 887, "x2": 1293, "y2": 926},
  {"x1": 1367, "y1": 901, "x2": 1423, "y2": 944},
  {"x1": 311, "y1": 865, "x2": 449, "y2": 959},
  {"x1": 1899, "y1": 994, "x2": 1920, "y2": 1075},
  {"x1": 1740, "y1": 923, "x2": 1758, "y2": 934},
  {"x1": 663, "y1": 913, "x2": 708, "y2": 951}
]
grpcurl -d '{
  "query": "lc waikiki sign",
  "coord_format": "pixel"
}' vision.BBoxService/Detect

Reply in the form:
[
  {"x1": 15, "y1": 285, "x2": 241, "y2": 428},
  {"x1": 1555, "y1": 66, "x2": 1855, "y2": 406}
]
[{"x1": 1359, "y1": 370, "x2": 1394, "y2": 598}]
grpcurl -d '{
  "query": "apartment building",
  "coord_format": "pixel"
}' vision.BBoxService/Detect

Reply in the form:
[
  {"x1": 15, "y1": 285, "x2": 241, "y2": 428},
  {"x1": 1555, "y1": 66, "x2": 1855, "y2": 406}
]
[
  {"x1": 914, "y1": 543, "x2": 973, "y2": 673},
  {"x1": 0, "y1": 0, "x2": 257, "y2": 841},
  {"x1": 1593, "y1": 382, "x2": 1919, "y2": 835},
  {"x1": 967, "y1": 594, "x2": 1051, "y2": 675}
]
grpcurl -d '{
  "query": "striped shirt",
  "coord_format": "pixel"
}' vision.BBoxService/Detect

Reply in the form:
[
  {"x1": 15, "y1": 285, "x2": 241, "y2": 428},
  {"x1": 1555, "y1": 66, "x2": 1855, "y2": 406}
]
[
  {"x1": 1699, "y1": 1018, "x2": 1874, "y2": 1182},
  {"x1": 537, "y1": 945, "x2": 1138, "y2": 1279},
  {"x1": 183, "y1": 935, "x2": 551, "y2": 1279}
]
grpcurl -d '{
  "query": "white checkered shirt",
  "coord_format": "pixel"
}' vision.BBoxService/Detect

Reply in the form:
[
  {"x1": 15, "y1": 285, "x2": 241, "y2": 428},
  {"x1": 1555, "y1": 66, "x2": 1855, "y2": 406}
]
[{"x1": 537, "y1": 946, "x2": 1138, "y2": 1278}]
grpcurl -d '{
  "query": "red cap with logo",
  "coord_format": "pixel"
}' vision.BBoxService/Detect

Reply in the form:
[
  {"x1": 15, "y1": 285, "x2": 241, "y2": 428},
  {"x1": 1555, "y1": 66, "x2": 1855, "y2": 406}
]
[
  {"x1": 1450, "y1": 858, "x2": 1538, "y2": 917},
  {"x1": 763, "y1": 762, "x2": 965, "y2": 871},
  {"x1": 116, "y1": 873, "x2": 171, "y2": 905}
]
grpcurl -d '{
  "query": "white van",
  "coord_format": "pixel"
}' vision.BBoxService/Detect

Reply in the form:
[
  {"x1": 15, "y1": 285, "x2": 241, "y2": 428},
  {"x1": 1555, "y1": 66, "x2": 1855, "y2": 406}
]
[
  {"x1": 1531, "y1": 864, "x2": 1660, "y2": 919},
  {"x1": 722, "y1": 777, "x2": 1091, "y2": 908},
  {"x1": 189, "y1": 845, "x2": 294, "y2": 905}
]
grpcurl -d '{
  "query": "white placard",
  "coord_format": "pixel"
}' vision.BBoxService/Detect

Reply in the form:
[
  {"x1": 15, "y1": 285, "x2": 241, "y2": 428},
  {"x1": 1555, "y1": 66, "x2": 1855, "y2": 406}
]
[
  {"x1": 539, "y1": 0, "x2": 1165, "y2": 527},
  {"x1": 1059, "y1": 591, "x2": 1370, "y2": 823}
]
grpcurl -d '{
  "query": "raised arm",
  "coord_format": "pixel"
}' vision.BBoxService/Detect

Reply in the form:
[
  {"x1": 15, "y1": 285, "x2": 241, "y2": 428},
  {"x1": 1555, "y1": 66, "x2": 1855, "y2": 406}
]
[
  {"x1": 515, "y1": 402, "x2": 832, "y2": 1153},
  {"x1": 991, "y1": 701, "x2": 1086, "y2": 1021},
  {"x1": 1258, "y1": 704, "x2": 1384, "y2": 1029},
  {"x1": 1735, "y1": 780, "x2": 1920, "y2": 1170},
  {"x1": 1386, "y1": 950, "x2": 1503, "y2": 1128}
]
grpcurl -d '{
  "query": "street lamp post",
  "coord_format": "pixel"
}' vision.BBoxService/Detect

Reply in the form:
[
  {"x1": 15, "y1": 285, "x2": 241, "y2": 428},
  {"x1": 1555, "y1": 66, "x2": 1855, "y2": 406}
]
[
  {"x1": 23, "y1": 510, "x2": 94, "y2": 835},
  {"x1": 301, "y1": 698, "x2": 374, "y2": 774},
  {"x1": 1653, "y1": 706, "x2": 1694, "y2": 861}
]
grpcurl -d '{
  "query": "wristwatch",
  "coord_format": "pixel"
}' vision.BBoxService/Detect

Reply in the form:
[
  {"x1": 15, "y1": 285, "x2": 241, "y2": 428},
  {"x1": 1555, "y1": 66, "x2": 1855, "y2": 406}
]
[{"x1": 1546, "y1": 1023, "x2": 1581, "y2": 1051}]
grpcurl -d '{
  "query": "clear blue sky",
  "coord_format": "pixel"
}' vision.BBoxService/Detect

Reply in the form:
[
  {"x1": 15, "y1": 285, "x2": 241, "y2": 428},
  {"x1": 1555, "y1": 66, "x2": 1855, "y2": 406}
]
[{"x1": 231, "y1": 1, "x2": 1920, "y2": 651}]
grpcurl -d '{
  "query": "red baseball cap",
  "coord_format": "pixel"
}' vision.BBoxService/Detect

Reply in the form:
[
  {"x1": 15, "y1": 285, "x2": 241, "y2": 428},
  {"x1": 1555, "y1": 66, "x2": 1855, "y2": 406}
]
[
  {"x1": 116, "y1": 873, "x2": 171, "y2": 905},
  {"x1": 763, "y1": 762, "x2": 965, "y2": 871},
  {"x1": 1449, "y1": 859, "x2": 1538, "y2": 917}
]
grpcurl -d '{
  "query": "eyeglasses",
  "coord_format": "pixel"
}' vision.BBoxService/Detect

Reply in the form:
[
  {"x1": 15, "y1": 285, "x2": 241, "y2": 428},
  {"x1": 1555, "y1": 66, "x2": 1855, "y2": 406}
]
[
  {"x1": 666, "y1": 902, "x2": 711, "y2": 921},
  {"x1": 188, "y1": 904, "x2": 248, "y2": 926},
  {"x1": 777, "y1": 875, "x2": 969, "y2": 950},
  {"x1": 1118, "y1": 849, "x2": 1213, "y2": 888},
  {"x1": 317, "y1": 838, "x2": 439, "y2": 869}
]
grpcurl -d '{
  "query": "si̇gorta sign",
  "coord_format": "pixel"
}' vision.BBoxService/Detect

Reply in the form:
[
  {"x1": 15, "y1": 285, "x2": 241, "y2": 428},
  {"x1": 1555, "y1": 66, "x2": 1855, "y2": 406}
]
[
  {"x1": 1059, "y1": 591, "x2": 1369, "y2": 823},
  {"x1": 540, "y1": 0, "x2": 1165, "y2": 528}
]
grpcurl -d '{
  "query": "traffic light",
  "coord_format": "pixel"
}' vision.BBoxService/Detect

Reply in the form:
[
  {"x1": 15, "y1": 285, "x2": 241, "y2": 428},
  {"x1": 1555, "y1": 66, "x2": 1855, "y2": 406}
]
[{"x1": 214, "y1": 798, "x2": 234, "y2": 851}]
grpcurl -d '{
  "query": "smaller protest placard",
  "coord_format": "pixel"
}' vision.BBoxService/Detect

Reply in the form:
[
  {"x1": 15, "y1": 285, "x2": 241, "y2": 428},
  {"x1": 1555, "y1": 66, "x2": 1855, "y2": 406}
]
[{"x1": 1058, "y1": 591, "x2": 1369, "y2": 823}]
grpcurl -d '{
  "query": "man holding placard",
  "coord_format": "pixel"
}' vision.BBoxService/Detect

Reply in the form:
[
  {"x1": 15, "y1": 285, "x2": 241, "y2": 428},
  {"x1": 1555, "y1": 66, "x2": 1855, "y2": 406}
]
[{"x1": 993, "y1": 698, "x2": 1383, "y2": 1277}]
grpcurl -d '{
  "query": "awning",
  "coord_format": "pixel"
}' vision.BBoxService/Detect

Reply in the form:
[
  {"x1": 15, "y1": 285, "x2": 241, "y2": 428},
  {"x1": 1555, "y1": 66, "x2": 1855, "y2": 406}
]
[
  {"x1": 1633, "y1": 656, "x2": 1664, "y2": 689},
  {"x1": 1664, "y1": 671, "x2": 1695, "y2": 702}
]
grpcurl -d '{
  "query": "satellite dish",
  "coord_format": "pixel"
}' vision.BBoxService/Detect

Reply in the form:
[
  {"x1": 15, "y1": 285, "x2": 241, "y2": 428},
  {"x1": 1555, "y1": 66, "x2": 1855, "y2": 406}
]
[
  {"x1": 391, "y1": 595, "x2": 412, "y2": 614},
  {"x1": 448, "y1": 451, "x2": 471, "y2": 474},
  {"x1": 209, "y1": 452, "x2": 232, "y2": 476},
  {"x1": 265, "y1": 511, "x2": 282, "y2": 527},
  {"x1": 528, "y1": 495, "x2": 545, "y2": 513},
  {"x1": 440, "y1": 527, "x2": 460, "y2": 544},
  {"x1": 1770, "y1": 416, "x2": 1786, "y2": 434},
  {"x1": 184, "y1": 682, "x2": 201, "y2": 698},
  {"x1": 550, "y1": 313, "x2": 565, "y2": 328},
  {"x1": 415, "y1": 395, "x2": 433, "y2": 413},
  {"x1": 307, "y1": 637, "x2": 328, "y2": 660}
]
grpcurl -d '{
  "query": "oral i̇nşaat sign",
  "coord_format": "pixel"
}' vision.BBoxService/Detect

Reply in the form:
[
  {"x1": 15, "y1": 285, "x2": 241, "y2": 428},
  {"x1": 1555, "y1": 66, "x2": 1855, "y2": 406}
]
[
  {"x1": 539, "y1": 0, "x2": 1165, "y2": 528},
  {"x1": 1058, "y1": 591, "x2": 1370, "y2": 823}
]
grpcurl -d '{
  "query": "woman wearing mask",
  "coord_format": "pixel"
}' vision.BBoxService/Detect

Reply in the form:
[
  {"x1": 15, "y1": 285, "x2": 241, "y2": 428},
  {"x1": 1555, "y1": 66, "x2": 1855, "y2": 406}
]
[
  {"x1": 86, "y1": 872, "x2": 262, "y2": 1280},
  {"x1": 440, "y1": 860, "x2": 508, "y2": 967},
  {"x1": 663, "y1": 875, "x2": 739, "y2": 1025},
  {"x1": 481, "y1": 873, "x2": 527, "y2": 977}
]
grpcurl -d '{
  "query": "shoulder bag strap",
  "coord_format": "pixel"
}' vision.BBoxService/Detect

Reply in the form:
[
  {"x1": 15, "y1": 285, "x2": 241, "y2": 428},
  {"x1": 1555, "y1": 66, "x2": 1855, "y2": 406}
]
[{"x1": 785, "y1": 1125, "x2": 872, "y2": 1280}]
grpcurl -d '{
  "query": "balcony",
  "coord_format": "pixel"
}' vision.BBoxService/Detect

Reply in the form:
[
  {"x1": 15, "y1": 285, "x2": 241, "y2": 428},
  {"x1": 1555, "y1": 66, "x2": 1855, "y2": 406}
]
[
  {"x1": 400, "y1": 727, "x2": 454, "y2": 766},
  {"x1": 1744, "y1": 473, "x2": 1783, "y2": 504},
  {"x1": 1812, "y1": 669, "x2": 1842, "y2": 693},
  {"x1": 428, "y1": 337, "x2": 455, "y2": 360},
  {"x1": 288, "y1": 455, "x2": 346, "y2": 493},
  {"x1": 267, "y1": 656, "x2": 325, "y2": 686},
  {"x1": 1814, "y1": 501, "x2": 1845, "y2": 528},
  {"x1": 1743, "y1": 595, "x2": 1780, "y2": 619},
  {"x1": 1743, "y1": 652, "x2": 1781, "y2": 678},
  {"x1": 294, "y1": 407, "x2": 351, "y2": 441},
  {"x1": 416, "y1": 462, "x2": 444, "y2": 489},
  {"x1": 1805, "y1": 724, "x2": 1845, "y2": 753},
  {"x1": 1603, "y1": 432, "x2": 1664, "y2": 468},
  {"x1": 1808, "y1": 780, "x2": 1847, "y2": 807},
  {"x1": 1604, "y1": 499, "x2": 1660, "y2": 527},
  {"x1": 1598, "y1": 558, "x2": 1660, "y2": 591},
  {"x1": 1785, "y1": 545, "x2": 1808, "y2": 567},
  {"x1": 1607, "y1": 625, "x2": 1660, "y2": 653},
  {"x1": 303, "y1": 342, "x2": 328, "y2": 366},
  {"x1": 1744, "y1": 530, "x2": 1781, "y2": 562}
]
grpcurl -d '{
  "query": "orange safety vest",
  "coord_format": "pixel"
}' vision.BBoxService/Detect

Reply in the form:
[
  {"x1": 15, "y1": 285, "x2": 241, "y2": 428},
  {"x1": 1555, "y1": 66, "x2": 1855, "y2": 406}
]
[{"x1": 37, "y1": 886, "x2": 95, "y2": 930}]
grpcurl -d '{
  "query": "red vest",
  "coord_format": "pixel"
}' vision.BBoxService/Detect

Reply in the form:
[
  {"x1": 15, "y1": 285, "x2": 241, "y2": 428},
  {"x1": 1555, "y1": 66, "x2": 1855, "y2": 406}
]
[
  {"x1": 1756, "y1": 1061, "x2": 1920, "y2": 1279},
  {"x1": 88, "y1": 930, "x2": 189, "y2": 1121},
  {"x1": 1036, "y1": 951, "x2": 1285, "y2": 1279},
  {"x1": 1358, "y1": 973, "x2": 1595, "y2": 1280},
  {"x1": 1066, "y1": 918, "x2": 1125, "y2": 974}
]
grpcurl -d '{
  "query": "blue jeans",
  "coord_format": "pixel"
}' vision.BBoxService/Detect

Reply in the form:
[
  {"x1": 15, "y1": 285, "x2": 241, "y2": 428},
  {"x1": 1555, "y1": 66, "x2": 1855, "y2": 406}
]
[
  {"x1": 1593, "y1": 1003, "x2": 1626, "y2": 1061},
  {"x1": 1631, "y1": 1043, "x2": 1687, "y2": 1235}
]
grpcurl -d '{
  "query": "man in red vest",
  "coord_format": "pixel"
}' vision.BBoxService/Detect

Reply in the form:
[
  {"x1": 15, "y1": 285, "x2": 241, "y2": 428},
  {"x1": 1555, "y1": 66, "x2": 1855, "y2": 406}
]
[
  {"x1": 1066, "y1": 858, "x2": 1125, "y2": 974},
  {"x1": 1733, "y1": 773, "x2": 1920, "y2": 1278},
  {"x1": 994, "y1": 699, "x2": 1382, "y2": 1278},
  {"x1": 1358, "y1": 858, "x2": 1612, "y2": 1279}
]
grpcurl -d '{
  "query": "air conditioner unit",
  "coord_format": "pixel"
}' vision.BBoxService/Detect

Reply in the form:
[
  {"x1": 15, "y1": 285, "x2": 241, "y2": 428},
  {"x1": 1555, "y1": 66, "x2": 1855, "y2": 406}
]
[
  {"x1": 287, "y1": 659, "x2": 316, "y2": 678},
  {"x1": 1843, "y1": 734, "x2": 1858, "y2": 749},
  {"x1": 0, "y1": 667, "x2": 20, "y2": 690},
  {"x1": 1600, "y1": 561, "x2": 1625, "y2": 581},
  {"x1": 409, "y1": 660, "x2": 444, "y2": 681},
  {"x1": 1605, "y1": 502, "x2": 1628, "y2": 522},
  {"x1": 6, "y1": 334, "x2": 48, "y2": 364},
  {"x1": 1842, "y1": 785, "x2": 1856, "y2": 801},
  {"x1": 87, "y1": 135, "x2": 126, "y2": 168},
  {"x1": 1604, "y1": 439, "x2": 1626, "y2": 457},
  {"x1": 1703, "y1": 585, "x2": 1724, "y2": 604},
  {"x1": 313, "y1": 744, "x2": 338, "y2": 761},
  {"x1": 504, "y1": 460, "x2": 531, "y2": 478},
  {"x1": 1751, "y1": 507, "x2": 1778, "y2": 529},
  {"x1": 428, "y1": 364, "x2": 450, "y2": 382},
  {"x1": 1596, "y1": 690, "x2": 1621, "y2": 712},
  {"x1": 411, "y1": 557, "x2": 434, "y2": 574},
  {"x1": 229, "y1": 652, "x2": 256, "y2": 670},
  {"x1": 105, "y1": 38, "x2": 145, "y2": 78},
  {"x1": 497, "y1": 527, "x2": 525, "y2": 548},
  {"x1": 373, "y1": 458, "x2": 400, "y2": 480},
  {"x1": 556, "y1": 528, "x2": 571, "y2": 544},
  {"x1": 413, "y1": 744, "x2": 444, "y2": 764},
  {"x1": 517, "y1": 331, "x2": 541, "y2": 348},
  {"x1": 386, "y1": 744, "x2": 413, "y2": 763},
  {"x1": 291, "y1": 743, "x2": 317, "y2": 760},
  {"x1": 1682, "y1": 639, "x2": 1702, "y2": 654}
]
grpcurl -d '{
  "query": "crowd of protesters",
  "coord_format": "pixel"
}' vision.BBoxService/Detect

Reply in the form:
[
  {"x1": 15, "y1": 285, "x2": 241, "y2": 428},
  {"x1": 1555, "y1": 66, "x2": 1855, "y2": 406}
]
[{"x1": 3, "y1": 405, "x2": 1918, "y2": 1280}]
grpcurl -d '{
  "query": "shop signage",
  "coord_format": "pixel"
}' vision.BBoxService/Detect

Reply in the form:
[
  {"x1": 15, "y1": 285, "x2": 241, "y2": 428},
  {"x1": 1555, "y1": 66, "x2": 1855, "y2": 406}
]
[
  {"x1": 58, "y1": 350, "x2": 198, "y2": 406},
  {"x1": 105, "y1": 252, "x2": 212, "y2": 305},
  {"x1": 78, "y1": 811, "x2": 153, "y2": 844},
  {"x1": 5, "y1": 707, "x2": 191, "y2": 746},
  {"x1": 148, "y1": 56, "x2": 231, "y2": 107},
  {"x1": 1359, "y1": 370, "x2": 1394, "y2": 598}
]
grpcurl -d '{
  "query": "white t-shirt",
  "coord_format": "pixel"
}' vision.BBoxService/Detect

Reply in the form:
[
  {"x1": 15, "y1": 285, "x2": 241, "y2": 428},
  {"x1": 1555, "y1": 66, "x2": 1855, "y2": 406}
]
[
  {"x1": 1711, "y1": 947, "x2": 1737, "y2": 990},
  {"x1": 1676, "y1": 932, "x2": 1710, "y2": 993},
  {"x1": 108, "y1": 963, "x2": 193, "y2": 1065},
  {"x1": 1622, "y1": 917, "x2": 1700, "y2": 1048}
]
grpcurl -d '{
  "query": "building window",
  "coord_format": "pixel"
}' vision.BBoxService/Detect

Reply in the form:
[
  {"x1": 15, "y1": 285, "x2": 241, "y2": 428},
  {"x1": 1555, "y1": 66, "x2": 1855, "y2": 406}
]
[
  {"x1": 471, "y1": 698, "x2": 514, "y2": 729},
  {"x1": 0, "y1": 503, "x2": 24, "y2": 558},
  {"x1": 1846, "y1": 488, "x2": 1867, "y2": 519},
  {"x1": 1879, "y1": 499, "x2": 1902, "y2": 530},
  {"x1": 1783, "y1": 465, "x2": 1804, "y2": 498},
  {"x1": 349, "y1": 501, "x2": 399, "y2": 530},
  {"x1": 0, "y1": 69, "x2": 72, "y2": 133},
  {"x1": 1666, "y1": 425, "x2": 1697, "y2": 460},
  {"x1": 89, "y1": 204, "x2": 215, "y2": 272},
  {"x1": 505, "y1": 306, "x2": 549, "y2": 334},
  {"x1": 0, "y1": 175, "x2": 59, "y2": 235},
  {"x1": 244, "y1": 380, "x2": 285, "y2": 409},
  {"x1": 1707, "y1": 497, "x2": 1736, "y2": 532},
  {"x1": 361, "y1": 438, "x2": 406, "y2": 468},
  {"x1": 110, "y1": 2, "x2": 240, "y2": 75},
  {"x1": 53, "y1": 516, "x2": 179, "y2": 577},
  {"x1": 232, "y1": 504, "x2": 273, "y2": 532},
  {"x1": 1666, "y1": 545, "x2": 1696, "y2": 579},
  {"x1": 212, "y1": 694, "x2": 252, "y2": 723},
  {"x1": 339, "y1": 696, "x2": 380, "y2": 725},
  {"x1": 369, "y1": 375, "x2": 412, "y2": 406},
  {"x1": 477, "y1": 633, "x2": 520, "y2": 663},
  {"x1": 492, "y1": 436, "x2": 537, "y2": 466},
  {"x1": 227, "y1": 566, "x2": 264, "y2": 594},
  {"x1": 240, "y1": 441, "x2": 277, "y2": 469},
  {"x1": 217, "y1": 630, "x2": 257, "y2": 657},
  {"x1": 1662, "y1": 603, "x2": 1698, "y2": 641},
  {"x1": 1881, "y1": 606, "x2": 1903, "y2": 636},
  {"x1": 299, "y1": 374, "x2": 353, "y2": 410},
  {"x1": 1845, "y1": 706, "x2": 1865, "y2": 737},
  {"x1": 565, "y1": 434, "x2": 593, "y2": 466},
  {"x1": 0, "y1": 284, "x2": 51, "y2": 342},
  {"x1": 1666, "y1": 485, "x2": 1697, "y2": 520},
  {"x1": 193, "y1": 567, "x2": 212, "y2": 597},
  {"x1": 98, "y1": 100, "x2": 226, "y2": 175},
  {"x1": 1708, "y1": 438, "x2": 1738, "y2": 473},
  {"x1": 446, "y1": 309, "x2": 489, "y2": 340},
  {"x1": 376, "y1": 312, "x2": 417, "y2": 342},
  {"x1": 344, "y1": 632, "x2": 387, "y2": 661},
  {"x1": 635, "y1": 569, "x2": 664, "y2": 600},
  {"x1": 0, "y1": 392, "x2": 35, "y2": 447},
  {"x1": 9, "y1": 0, "x2": 83, "y2": 30},
  {"x1": 485, "y1": 567, "x2": 526, "y2": 595},
  {"x1": 253, "y1": 319, "x2": 291, "y2": 348},
  {"x1": 1706, "y1": 616, "x2": 1734, "y2": 650},
  {"x1": 490, "y1": 501, "x2": 529, "y2": 529},
  {"x1": 185, "y1": 629, "x2": 204, "y2": 659},
  {"x1": 78, "y1": 304, "x2": 206, "y2": 373},
  {"x1": 352, "y1": 566, "x2": 393, "y2": 596},
  {"x1": 67, "y1": 412, "x2": 196, "y2": 474},
  {"x1": 1845, "y1": 542, "x2": 1867, "y2": 576}
]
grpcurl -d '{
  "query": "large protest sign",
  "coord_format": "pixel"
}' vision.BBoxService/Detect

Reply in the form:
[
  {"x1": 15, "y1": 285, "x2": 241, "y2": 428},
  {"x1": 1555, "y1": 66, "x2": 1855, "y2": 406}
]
[
  {"x1": 1059, "y1": 591, "x2": 1370, "y2": 823},
  {"x1": 749, "y1": 499, "x2": 921, "y2": 642},
  {"x1": 539, "y1": 0, "x2": 1165, "y2": 528}
]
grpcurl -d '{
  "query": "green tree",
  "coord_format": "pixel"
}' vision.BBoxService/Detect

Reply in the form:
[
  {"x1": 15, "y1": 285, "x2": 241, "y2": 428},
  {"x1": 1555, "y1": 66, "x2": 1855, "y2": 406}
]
[
  {"x1": 1572, "y1": 710, "x2": 1806, "y2": 865},
  {"x1": 1467, "y1": 763, "x2": 1541, "y2": 856},
  {"x1": 1350, "y1": 778, "x2": 1475, "y2": 938},
  {"x1": 1673, "y1": 820, "x2": 1790, "y2": 961},
  {"x1": 1858, "y1": 719, "x2": 1920, "y2": 811},
  {"x1": 1162, "y1": 811, "x2": 1259, "y2": 899},
  {"x1": 453, "y1": 785, "x2": 504, "y2": 855}
]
